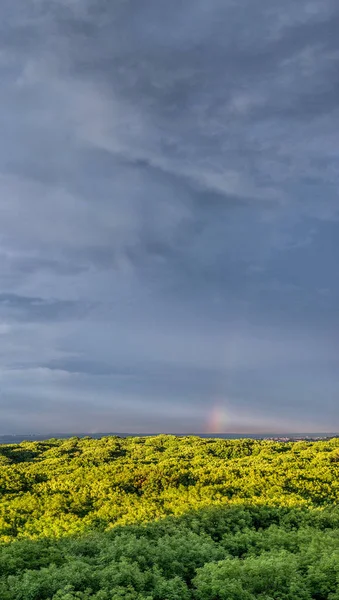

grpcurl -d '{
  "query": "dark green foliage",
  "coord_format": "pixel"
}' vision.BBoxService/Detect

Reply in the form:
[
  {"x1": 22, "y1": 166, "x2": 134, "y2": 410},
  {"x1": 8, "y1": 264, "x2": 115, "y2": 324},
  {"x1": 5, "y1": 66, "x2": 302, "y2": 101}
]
[{"x1": 1, "y1": 505, "x2": 339, "y2": 599}]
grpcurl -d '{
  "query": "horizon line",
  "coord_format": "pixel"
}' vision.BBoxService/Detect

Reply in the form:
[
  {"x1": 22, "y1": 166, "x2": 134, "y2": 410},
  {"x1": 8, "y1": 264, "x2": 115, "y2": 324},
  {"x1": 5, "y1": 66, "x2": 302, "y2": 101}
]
[{"x1": 1, "y1": 431, "x2": 339, "y2": 438}]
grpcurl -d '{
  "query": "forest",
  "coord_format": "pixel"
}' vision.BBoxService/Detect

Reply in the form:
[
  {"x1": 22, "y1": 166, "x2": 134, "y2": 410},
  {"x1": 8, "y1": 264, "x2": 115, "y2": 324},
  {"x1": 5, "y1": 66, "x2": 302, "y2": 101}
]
[{"x1": 1, "y1": 435, "x2": 339, "y2": 599}]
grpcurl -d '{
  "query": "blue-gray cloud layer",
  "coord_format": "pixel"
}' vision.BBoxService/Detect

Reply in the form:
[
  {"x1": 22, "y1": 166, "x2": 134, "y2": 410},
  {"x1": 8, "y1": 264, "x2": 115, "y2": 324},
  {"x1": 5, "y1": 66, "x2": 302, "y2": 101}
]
[{"x1": 0, "y1": 0, "x2": 338, "y2": 434}]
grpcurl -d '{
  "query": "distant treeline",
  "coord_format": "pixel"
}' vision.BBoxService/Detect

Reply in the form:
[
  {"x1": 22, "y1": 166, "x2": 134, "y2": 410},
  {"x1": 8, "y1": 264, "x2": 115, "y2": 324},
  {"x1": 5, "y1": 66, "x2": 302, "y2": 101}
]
[
  {"x1": 1, "y1": 433, "x2": 336, "y2": 445},
  {"x1": 0, "y1": 435, "x2": 339, "y2": 542}
]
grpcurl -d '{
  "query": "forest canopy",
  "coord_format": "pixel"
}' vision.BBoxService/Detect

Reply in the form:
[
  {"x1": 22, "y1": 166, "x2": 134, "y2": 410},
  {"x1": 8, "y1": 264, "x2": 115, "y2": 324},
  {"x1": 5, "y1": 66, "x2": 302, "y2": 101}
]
[{"x1": 1, "y1": 435, "x2": 339, "y2": 599}]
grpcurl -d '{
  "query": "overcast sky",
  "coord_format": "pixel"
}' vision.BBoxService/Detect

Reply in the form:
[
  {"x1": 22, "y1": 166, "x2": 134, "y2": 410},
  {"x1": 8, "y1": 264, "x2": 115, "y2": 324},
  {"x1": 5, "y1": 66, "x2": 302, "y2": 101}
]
[{"x1": 0, "y1": 0, "x2": 338, "y2": 434}]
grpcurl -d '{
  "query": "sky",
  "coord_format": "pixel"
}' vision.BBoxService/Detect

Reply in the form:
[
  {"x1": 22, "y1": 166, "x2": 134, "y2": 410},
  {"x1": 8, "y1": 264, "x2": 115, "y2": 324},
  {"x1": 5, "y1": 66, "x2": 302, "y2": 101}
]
[{"x1": 0, "y1": 0, "x2": 338, "y2": 435}]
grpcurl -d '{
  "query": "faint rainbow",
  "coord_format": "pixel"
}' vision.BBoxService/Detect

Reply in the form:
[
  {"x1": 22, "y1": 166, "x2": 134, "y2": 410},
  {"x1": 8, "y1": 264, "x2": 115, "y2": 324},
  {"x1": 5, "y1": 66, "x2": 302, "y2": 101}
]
[{"x1": 206, "y1": 403, "x2": 227, "y2": 434}]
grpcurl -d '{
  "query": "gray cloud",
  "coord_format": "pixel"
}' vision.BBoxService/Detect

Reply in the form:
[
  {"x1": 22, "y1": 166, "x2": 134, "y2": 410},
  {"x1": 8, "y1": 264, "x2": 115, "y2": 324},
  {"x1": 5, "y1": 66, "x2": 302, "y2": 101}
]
[
  {"x1": 0, "y1": 0, "x2": 338, "y2": 433},
  {"x1": 0, "y1": 293, "x2": 92, "y2": 321}
]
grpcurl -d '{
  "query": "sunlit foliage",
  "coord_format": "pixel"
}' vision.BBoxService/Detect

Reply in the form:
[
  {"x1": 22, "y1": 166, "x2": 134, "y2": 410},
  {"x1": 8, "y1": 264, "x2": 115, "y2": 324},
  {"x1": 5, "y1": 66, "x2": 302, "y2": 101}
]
[{"x1": 0, "y1": 435, "x2": 339, "y2": 542}]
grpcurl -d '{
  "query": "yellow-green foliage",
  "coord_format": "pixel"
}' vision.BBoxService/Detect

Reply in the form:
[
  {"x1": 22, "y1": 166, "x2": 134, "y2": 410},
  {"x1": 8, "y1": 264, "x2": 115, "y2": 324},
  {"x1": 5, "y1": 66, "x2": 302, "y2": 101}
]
[{"x1": 0, "y1": 435, "x2": 339, "y2": 542}]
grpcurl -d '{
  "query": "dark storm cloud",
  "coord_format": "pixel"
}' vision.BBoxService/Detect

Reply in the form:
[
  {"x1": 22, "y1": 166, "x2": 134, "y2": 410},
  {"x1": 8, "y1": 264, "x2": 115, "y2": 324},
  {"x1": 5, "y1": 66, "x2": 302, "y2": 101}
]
[{"x1": 0, "y1": 0, "x2": 338, "y2": 433}]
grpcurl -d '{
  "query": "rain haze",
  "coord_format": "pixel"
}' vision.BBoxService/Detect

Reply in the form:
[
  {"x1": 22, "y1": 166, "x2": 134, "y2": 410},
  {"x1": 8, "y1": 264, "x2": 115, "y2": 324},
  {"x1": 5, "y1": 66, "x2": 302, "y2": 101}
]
[{"x1": 0, "y1": 0, "x2": 338, "y2": 434}]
